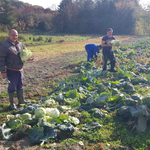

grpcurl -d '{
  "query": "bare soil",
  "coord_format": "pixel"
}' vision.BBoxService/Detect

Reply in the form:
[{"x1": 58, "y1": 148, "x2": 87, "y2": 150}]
[{"x1": 0, "y1": 35, "x2": 146, "y2": 150}]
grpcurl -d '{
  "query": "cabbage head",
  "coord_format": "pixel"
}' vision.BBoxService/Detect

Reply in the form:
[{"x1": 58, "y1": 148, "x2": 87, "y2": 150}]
[
  {"x1": 35, "y1": 107, "x2": 46, "y2": 118},
  {"x1": 111, "y1": 40, "x2": 120, "y2": 46},
  {"x1": 44, "y1": 99, "x2": 57, "y2": 106},
  {"x1": 7, "y1": 115, "x2": 15, "y2": 121},
  {"x1": 46, "y1": 108, "x2": 60, "y2": 118},
  {"x1": 7, "y1": 114, "x2": 21, "y2": 121},
  {"x1": 7, "y1": 119, "x2": 22, "y2": 130},
  {"x1": 20, "y1": 48, "x2": 32, "y2": 63},
  {"x1": 39, "y1": 116, "x2": 55, "y2": 127},
  {"x1": 68, "y1": 116, "x2": 80, "y2": 125},
  {"x1": 22, "y1": 113, "x2": 32, "y2": 120}
]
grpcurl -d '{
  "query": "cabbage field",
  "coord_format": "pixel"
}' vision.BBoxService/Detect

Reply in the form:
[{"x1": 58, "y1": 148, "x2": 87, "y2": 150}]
[{"x1": 1, "y1": 37, "x2": 150, "y2": 149}]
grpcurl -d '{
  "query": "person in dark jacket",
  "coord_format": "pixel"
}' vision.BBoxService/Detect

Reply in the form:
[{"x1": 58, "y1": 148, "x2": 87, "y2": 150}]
[
  {"x1": 0, "y1": 29, "x2": 34, "y2": 110},
  {"x1": 85, "y1": 44, "x2": 102, "y2": 61},
  {"x1": 101, "y1": 28, "x2": 116, "y2": 72}
]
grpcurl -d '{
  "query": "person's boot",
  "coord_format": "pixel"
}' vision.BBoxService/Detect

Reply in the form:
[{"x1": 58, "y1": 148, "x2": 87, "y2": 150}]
[
  {"x1": 110, "y1": 68, "x2": 117, "y2": 72},
  {"x1": 9, "y1": 92, "x2": 17, "y2": 110},
  {"x1": 17, "y1": 89, "x2": 27, "y2": 106}
]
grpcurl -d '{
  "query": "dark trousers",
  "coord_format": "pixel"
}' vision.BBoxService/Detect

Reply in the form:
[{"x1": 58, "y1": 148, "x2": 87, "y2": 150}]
[
  {"x1": 7, "y1": 69, "x2": 24, "y2": 93},
  {"x1": 102, "y1": 50, "x2": 116, "y2": 71}
]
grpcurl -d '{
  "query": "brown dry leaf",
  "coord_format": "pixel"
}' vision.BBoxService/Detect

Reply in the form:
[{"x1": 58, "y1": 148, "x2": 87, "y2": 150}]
[{"x1": 98, "y1": 142, "x2": 104, "y2": 150}]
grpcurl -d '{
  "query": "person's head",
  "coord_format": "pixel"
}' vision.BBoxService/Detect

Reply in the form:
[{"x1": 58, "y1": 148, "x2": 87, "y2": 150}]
[
  {"x1": 8, "y1": 29, "x2": 18, "y2": 44},
  {"x1": 98, "y1": 45, "x2": 102, "y2": 50},
  {"x1": 107, "y1": 28, "x2": 113, "y2": 37}
]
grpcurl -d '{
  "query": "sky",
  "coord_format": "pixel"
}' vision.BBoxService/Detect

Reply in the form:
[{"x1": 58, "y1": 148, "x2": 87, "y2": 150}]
[
  {"x1": 139, "y1": 0, "x2": 150, "y2": 9},
  {"x1": 20, "y1": 0, "x2": 62, "y2": 9},
  {"x1": 20, "y1": 0, "x2": 149, "y2": 10}
]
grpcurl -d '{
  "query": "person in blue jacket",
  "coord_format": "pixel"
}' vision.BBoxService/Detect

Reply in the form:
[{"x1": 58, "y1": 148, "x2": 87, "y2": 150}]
[{"x1": 85, "y1": 44, "x2": 102, "y2": 61}]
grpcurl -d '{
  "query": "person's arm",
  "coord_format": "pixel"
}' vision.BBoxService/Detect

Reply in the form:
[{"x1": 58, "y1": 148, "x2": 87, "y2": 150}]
[
  {"x1": 0, "y1": 45, "x2": 7, "y2": 78},
  {"x1": 1, "y1": 71, "x2": 7, "y2": 78},
  {"x1": 94, "y1": 50, "x2": 97, "y2": 59},
  {"x1": 101, "y1": 40, "x2": 112, "y2": 47},
  {"x1": 27, "y1": 54, "x2": 34, "y2": 61}
]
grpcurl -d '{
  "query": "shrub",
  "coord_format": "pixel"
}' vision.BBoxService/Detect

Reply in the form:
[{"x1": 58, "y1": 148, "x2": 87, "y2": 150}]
[
  {"x1": 0, "y1": 24, "x2": 9, "y2": 32},
  {"x1": 18, "y1": 35, "x2": 26, "y2": 41},
  {"x1": 48, "y1": 37, "x2": 52, "y2": 42},
  {"x1": 33, "y1": 37, "x2": 36, "y2": 41},
  {"x1": 38, "y1": 21, "x2": 49, "y2": 31},
  {"x1": 37, "y1": 36, "x2": 44, "y2": 41},
  {"x1": 59, "y1": 40, "x2": 65, "y2": 43},
  {"x1": 0, "y1": 36, "x2": 8, "y2": 45}
]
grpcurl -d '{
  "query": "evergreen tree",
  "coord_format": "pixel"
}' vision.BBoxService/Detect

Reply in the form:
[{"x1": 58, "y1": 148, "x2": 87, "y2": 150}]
[
  {"x1": 53, "y1": 0, "x2": 79, "y2": 32},
  {"x1": 0, "y1": 0, "x2": 17, "y2": 28}
]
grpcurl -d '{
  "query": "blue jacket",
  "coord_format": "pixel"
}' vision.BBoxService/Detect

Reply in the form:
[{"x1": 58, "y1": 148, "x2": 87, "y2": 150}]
[
  {"x1": 85, "y1": 44, "x2": 99, "y2": 53},
  {"x1": 85, "y1": 44, "x2": 100, "y2": 61}
]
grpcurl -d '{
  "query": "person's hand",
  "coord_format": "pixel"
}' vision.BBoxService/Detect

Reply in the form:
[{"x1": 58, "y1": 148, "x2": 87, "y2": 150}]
[
  {"x1": 27, "y1": 55, "x2": 34, "y2": 61},
  {"x1": 1, "y1": 72, "x2": 7, "y2": 79}
]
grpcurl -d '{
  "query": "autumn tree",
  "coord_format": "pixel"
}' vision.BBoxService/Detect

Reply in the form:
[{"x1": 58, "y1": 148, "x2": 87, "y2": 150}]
[{"x1": 112, "y1": 0, "x2": 139, "y2": 34}]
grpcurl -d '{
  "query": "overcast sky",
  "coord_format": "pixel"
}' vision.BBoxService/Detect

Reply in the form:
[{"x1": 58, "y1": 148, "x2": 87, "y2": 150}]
[
  {"x1": 20, "y1": 0, "x2": 149, "y2": 9},
  {"x1": 20, "y1": 0, "x2": 61, "y2": 9}
]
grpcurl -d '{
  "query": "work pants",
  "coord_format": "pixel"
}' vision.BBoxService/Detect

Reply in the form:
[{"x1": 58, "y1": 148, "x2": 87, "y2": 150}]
[
  {"x1": 102, "y1": 50, "x2": 116, "y2": 71},
  {"x1": 7, "y1": 69, "x2": 24, "y2": 93}
]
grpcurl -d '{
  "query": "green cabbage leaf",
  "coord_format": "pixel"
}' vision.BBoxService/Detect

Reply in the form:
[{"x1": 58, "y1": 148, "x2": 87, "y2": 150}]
[{"x1": 20, "y1": 48, "x2": 32, "y2": 63}]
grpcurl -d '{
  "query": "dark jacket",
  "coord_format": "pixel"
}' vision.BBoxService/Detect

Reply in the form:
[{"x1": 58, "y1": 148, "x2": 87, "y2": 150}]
[
  {"x1": 102, "y1": 35, "x2": 115, "y2": 52},
  {"x1": 0, "y1": 39, "x2": 25, "y2": 71}
]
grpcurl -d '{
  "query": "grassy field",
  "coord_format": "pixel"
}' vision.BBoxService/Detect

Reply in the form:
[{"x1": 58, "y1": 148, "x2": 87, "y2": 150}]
[
  {"x1": 1, "y1": 32, "x2": 91, "y2": 45},
  {"x1": 0, "y1": 32, "x2": 136, "y2": 61},
  {"x1": 27, "y1": 34, "x2": 136, "y2": 61}
]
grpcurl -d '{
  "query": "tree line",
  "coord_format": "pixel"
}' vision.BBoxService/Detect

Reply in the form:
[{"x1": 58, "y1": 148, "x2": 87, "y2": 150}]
[{"x1": 0, "y1": 0, "x2": 150, "y2": 35}]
